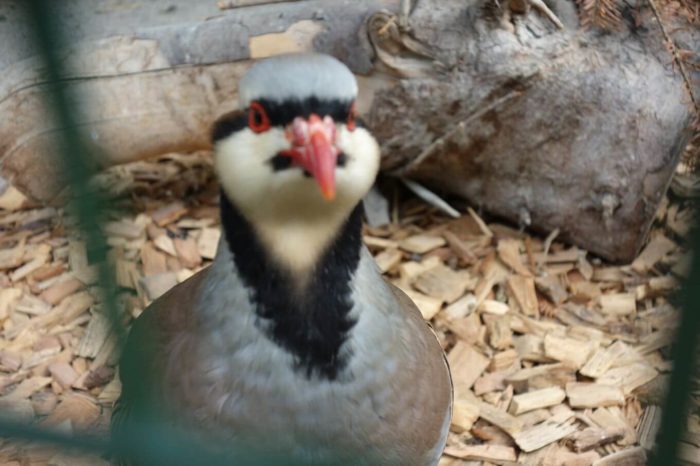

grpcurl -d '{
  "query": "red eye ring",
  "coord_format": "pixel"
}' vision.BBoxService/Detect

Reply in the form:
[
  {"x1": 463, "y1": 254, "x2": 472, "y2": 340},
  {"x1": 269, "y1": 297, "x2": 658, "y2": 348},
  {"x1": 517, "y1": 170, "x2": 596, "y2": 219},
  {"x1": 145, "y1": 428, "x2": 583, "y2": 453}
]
[
  {"x1": 248, "y1": 101, "x2": 271, "y2": 133},
  {"x1": 347, "y1": 102, "x2": 357, "y2": 131}
]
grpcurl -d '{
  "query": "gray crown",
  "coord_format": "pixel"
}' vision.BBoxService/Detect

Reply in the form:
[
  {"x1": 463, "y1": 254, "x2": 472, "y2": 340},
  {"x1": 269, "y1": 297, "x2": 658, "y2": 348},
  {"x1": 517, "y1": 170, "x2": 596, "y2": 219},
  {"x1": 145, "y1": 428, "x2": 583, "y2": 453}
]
[{"x1": 238, "y1": 53, "x2": 358, "y2": 106}]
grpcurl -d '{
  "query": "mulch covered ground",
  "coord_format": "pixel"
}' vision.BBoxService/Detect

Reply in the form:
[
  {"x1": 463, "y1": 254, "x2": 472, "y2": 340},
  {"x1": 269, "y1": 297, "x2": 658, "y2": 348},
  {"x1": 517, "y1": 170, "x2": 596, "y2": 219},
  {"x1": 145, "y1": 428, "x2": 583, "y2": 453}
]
[{"x1": 0, "y1": 151, "x2": 698, "y2": 466}]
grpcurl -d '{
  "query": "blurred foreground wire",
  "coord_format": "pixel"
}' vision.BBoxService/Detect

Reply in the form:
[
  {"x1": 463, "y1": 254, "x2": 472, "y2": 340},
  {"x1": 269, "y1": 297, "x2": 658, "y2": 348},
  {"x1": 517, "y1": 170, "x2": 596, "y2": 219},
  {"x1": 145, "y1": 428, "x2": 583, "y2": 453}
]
[
  {"x1": 0, "y1": 0, "x2": 698, "y2": 465},
  {"x1": 1, "y1": 1, "x2": 307, "y2": 465},
  {"x1": 650, "y1": 201, "x2": 700, "y2": 464}
]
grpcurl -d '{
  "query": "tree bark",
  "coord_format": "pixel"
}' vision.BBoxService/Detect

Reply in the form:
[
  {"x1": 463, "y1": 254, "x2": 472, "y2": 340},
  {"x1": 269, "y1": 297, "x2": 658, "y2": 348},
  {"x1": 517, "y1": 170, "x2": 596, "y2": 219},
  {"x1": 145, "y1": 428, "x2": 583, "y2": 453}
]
[{"x1": 0, "y1": 0, "x2": 696, "y2": 262}]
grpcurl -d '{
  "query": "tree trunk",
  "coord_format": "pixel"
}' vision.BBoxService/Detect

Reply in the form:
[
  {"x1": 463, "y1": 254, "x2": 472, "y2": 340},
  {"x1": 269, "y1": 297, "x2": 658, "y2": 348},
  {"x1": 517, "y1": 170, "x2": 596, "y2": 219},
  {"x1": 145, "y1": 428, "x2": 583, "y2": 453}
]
[{"x1": 0, "y1": 0, "x2": 696, "y2": 262}]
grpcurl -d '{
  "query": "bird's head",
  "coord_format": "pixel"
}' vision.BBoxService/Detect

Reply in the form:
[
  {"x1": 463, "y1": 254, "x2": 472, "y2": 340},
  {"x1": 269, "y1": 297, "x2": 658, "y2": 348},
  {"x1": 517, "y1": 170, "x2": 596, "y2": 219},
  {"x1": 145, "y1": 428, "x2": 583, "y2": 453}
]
[{"x1": 212, "y1": 53, "x2": 380, "y2": 225}]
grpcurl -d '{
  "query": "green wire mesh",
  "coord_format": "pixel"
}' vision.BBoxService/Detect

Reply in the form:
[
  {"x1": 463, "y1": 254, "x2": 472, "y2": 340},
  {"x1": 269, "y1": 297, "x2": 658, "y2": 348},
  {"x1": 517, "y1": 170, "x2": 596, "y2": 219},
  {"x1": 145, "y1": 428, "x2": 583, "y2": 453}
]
[{"x1": 0, "y1": 1, "x2": 698, "y2": 465}]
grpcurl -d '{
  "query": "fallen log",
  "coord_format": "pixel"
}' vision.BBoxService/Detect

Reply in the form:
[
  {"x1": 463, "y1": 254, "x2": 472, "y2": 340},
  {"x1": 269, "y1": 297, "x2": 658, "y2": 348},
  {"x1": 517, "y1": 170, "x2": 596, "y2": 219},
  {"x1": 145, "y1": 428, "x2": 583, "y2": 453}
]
[{"x1": 0, "y1": 0, "x2": 696, "y2": 262}]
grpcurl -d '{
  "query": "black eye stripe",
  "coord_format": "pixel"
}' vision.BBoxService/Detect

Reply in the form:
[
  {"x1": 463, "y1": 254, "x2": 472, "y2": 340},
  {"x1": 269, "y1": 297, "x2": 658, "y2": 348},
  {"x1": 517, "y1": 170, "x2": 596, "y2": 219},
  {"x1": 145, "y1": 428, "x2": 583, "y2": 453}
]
[
  {"x1": 256, "y1": 98, "x2": 353, "y2": 127},
  {"x1": 211, "y1": 110, "x2": 247, "y2": 143},
  {"x1": 211, "y1": 98, "x2": 357, "y2": 143}
]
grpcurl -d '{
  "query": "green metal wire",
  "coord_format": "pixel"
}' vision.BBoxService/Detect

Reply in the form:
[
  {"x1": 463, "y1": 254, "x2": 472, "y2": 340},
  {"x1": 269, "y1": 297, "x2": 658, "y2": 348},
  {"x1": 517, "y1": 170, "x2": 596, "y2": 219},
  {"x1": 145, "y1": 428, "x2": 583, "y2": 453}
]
[
  {"x1": 1, "y1": 3, "x2": 338, "y2": 465},
  {"x1": 5, "y1": 1, "x2": 700, "y2": 465},
  {"x1": 22, "y1": 0, "x2": 125, "y2": 343},
  {"x1": 650, "y1": 208, "x2": 700, "y2": 465}
]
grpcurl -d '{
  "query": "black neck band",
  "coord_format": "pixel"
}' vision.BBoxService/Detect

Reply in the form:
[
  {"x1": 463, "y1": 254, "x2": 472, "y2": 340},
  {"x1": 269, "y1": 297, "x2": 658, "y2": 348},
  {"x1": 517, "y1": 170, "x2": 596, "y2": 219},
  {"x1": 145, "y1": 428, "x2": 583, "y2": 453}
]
[{"x1": 219, "y1": 192, "x2": 363, "y2": 381}]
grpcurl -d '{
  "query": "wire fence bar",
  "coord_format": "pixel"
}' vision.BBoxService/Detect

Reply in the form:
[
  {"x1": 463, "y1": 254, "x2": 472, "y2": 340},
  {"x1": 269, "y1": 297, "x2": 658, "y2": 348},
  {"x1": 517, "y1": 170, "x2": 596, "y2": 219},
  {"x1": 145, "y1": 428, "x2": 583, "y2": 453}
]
[
  {"x1": 0, "y1": 0, "x2": 698, "y2": 465},
  {"x1": 650, "y1": 211, "x2": 700, "y2": 465},
  {"x1": 21, "y1": 0, "x2": 125, "y2": 343},
  {"x1": 1, "y1": 3, "x2": 349, "y2": 464},
  {"x1": 0, "y1": 412, "x2": 319, "y2": 466}
]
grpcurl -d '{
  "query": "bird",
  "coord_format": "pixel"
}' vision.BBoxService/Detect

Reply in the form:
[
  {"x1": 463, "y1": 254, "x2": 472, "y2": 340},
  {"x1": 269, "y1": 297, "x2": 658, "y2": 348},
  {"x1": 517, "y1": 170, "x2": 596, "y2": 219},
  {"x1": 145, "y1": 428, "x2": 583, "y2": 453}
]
[{"x1": 111, "y1": 53, "x2": 452, "y2": 466}]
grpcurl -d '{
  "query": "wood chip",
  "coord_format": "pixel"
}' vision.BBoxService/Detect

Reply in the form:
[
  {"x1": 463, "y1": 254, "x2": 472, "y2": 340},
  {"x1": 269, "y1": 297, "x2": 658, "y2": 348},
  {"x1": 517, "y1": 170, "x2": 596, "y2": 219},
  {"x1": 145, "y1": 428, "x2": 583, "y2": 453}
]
[
  {"x1": 77, "y1": 313, "x2": 111, "y2": 359},
  {"x1": 570, "y1": 280, "x2": 602, "y2": 302},
  {"x1": 508, "y1": 386, "x2": 566, "y2": 415},
  {"x1": 402, "y1": 289, "x2": 443, "y2": 320},
  {"x1": 197, "y1": 227, "x2": 221, "y2": 260},
  {"x1": 637, "y1": 405, "x2": 661, "y2": 451},
  {"x1": 68, "y1": 241, "x2": 97, "y2": 285},
  {"x1": 31, "y1": 391, "x2": 58, "y2": 417},
  {"x1": 140, "y1": 242, "x2": 168, "y2": 276},
  {"x1": 31, "y1": 263, "x2": 65, "y2": 282},
  {"x1": 443, "y1": 230, "x2": 477, "y2": 264},
  {"x1": 678, "y1": 442, "x2": 700, "y2": 464},
  {"x1": 399, "y1": 234, "x2": 447, "y2": 254},
  {"x1": 83, "y1": 366, "x2": 115, "y2": 390},
  {"x1": 173, "y1": 237, "x2": 202, "y2": 269},
  {"x1": 40, "y1": 278, "x2": 84, "y2": 305},
  {"x1": 475, "y1": 396, "x2": 524, "y2": 435},
  {"x1": 631, "y1": 235, "x2": 676, "y2": 272},
  {"x1": 467, "y1": 207, "x2": 493, "y2": 237},
  {"x1": 0, "y1": 287, "x2": 22, "y2": 320},
  {"x1": 374, "y1": 249, "x2": 403, "y2": 273},
  {"x1": 398, "y1": 256, "x2": 441, "y2": 284},
  {"x1": 648, "y1": 276, "x2": 678, "y2": 293},
  {"x1": 474, "y1": 370, "x2": 509, "y2": 396},
  {"x1": 443, "y1": 293, "x2": 477, "y2": 320},
  {"x1": 506, "y1": 363, "x2": 576, "y2": 393},
  {"x1": 593, "y1": 267, "x2": 625, "y2": 282},
  {"x1": 450, "y1": 399, "x2": 480, "y2": 433},
  {"x1": 9, "y1": 292, "x2": 93, "y2": 340},
  {"x1": 566, "y1": 382, "x2": 625, "y2": 408},
  {"x1": 115, "y1": 259, "x2": 139, "y2": 289},
  {"x1": 480, "y1": 299, "x2": 509, "y2": 315},
  {"x1": 535, "y1": 274, "x2": 568, "y2": 304},
  {"x1": 413, "y1": 264, "x2": 470, "y2": 303},
  {"x1": 2, "y1": 376, "x2": 52, "y2": 400},
  {"x1": 42, "y1": 394, "x2": 101, "y2": 431},
  {"x1": 513, "y1": 415, "x2": 578, "y2": 452},
  {"x1": 103, "y1": 219, "x2": 144, "y2": 239},
  {"x1": 448, "y1": 342, "x2": 490, "y2": 398},
  {"x1": 543, "y1": 333, "x2": 598, "y2": 369},
  {"x1": 580, "y1": 340, "x2": 630, "y2": 378},
  {"x1": 570, "y1": 427, "x2": 624, "y2": 452},
  {"x1": 153, "y1": 234, "x2": 177, "y2": 257},
  {"x1": 592, "y1": 446, "x2": 646, "y2": 466},
  {"x1": 0, "y1": 351, "x2": 22, "y2": 372},
  {"x1": 498, "y1": 239, "x2": 532, "y2": 276},
  {"x1": 362, "y1": 235, "x2": 398, "y2": 250},
  {"x1": 529, "y1": 446, "x2": 601, "y2": 466},
  {"x1": 599, "y1": 293, "x2": 637, "y2": 316},
  {"x1": 508, "y1": 275, "x2": 539, "y2": 316},
  {"x1": 48, "y1": 361, "x2": 79, "y2": 388},
  {"x1": 484, "y1": 314, "x2": 512, "y2": 350},
  {"x1": 597, "y1": 363, "x2": 658, "y2": 395},
  {"x1": 590, "y1": 407, "x2": 638, "y2": 446},
  {"x1": 0, "y1": 185, "x2": 28, "y2": 211},
  {"x1": 489, "y1": 349, "x2": 519, "y2": 372},
  {"x1": 10, "y1": 253, "x2": 50, "y2": 282},
  {"x1": 443, "y1": 444, "x2": 517, "y2": 463},
  {"x1": 140, "y1": 272, "x2": 178, "y2": 301},
  {"x1": 151, "y1": 201, "x2": 188, "y2": 227},
  {"x1": 513, "y1": 334, "x2": 547, "y2": 362},
  {"x1": 0, "y1": 241, "x2": 26, "y2": 270}
]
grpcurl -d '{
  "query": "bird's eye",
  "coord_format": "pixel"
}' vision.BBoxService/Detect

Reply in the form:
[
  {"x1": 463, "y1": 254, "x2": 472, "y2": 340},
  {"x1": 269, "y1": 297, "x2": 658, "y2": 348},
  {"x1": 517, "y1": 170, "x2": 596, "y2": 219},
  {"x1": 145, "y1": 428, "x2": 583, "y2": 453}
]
[
  {"x1": 248, "y1": 101, "x2": 271, "y2": 133},
  {"x1": 347, "y1": 103, "x2": 357, "y2": 131}
]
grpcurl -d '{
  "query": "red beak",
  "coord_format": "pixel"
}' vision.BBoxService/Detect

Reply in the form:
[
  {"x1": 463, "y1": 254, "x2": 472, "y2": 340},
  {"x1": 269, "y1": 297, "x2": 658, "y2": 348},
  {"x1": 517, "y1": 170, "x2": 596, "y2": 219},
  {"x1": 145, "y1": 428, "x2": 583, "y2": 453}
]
[{"x1": 282, "y1": 114, "x2": 338, "y2": 201}]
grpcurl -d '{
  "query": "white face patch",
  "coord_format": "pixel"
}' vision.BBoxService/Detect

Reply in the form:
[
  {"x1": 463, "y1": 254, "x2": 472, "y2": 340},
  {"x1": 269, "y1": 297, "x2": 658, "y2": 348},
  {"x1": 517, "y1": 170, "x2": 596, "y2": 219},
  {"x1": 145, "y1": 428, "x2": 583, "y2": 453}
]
[{"x1": 215, "y1": 123, "x2": 380, "y2": 276}]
